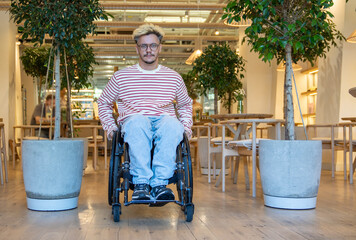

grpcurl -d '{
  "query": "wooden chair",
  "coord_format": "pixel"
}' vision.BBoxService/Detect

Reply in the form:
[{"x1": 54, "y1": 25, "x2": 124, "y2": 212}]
[
  {"x1": 205, "y1": 122, "x2": 250, "y2": 192},
  {"x1": 0, "y1": 122, "x2": 8, "y2": 184},
  {"x1": 190, "y1": 125, "x2": 209, "y2": 171},
  {"x1": 221, "y1": 119, "x2": 284, "y2": 197},
  {"x1": 307, "y1": 124, "x2": 345, "y2": 178},
  {"x1": 338, "y1": 122, "x2": 356, "y2": 183}
]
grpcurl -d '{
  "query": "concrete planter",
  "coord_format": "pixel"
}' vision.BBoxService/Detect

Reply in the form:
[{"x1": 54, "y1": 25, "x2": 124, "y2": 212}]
[
  {"x1": 22, "y1": 139, "x2": 84, "y2": 211},
  {"x1": 259, "y1": 140, "x2": 322, "y2": 210},
  {"x1": 75, "y1": 138, "x2": 88, "y2": 172}
]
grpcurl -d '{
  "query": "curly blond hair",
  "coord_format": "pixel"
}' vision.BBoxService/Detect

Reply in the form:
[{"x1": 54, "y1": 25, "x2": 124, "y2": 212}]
[{"x1": 133, "y1": 23, "x2": 165, "y2": 43}]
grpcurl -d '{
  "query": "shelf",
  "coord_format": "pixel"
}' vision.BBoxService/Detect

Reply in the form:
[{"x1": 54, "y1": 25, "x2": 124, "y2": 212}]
[
  {"x1": 302, "y1": 113, "x2": 316, "y2": 117},
  {"x1": 301, "y1": 66, "x2": 319, "y2": 74},
  {"x1": 301, "y1": 89, "x2": 317, "y2": 96}
]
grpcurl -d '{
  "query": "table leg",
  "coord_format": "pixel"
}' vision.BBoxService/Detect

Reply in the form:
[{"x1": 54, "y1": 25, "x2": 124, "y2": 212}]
[
  {"x1": 343, "y1": 126, "x2": 347, "y2": 180},
  {"x1": 331, "y1": 126, "x2": 335, "y2": 178},
  {"x1": 12, "y1": 128, "x2": 16, "y2": 168},
  {"x1": 349, "y1": 126, "x2": 353, "y2": 184},
  {"x1": 208, "y1": 126, "x2": 211, "y2": 183},
  {"x1": 252, "y1": 122, "x2": 257, "y2": 198},
  {"x1": 93, "y1": 128, "x2": 97, "y2": 170},
  {"x1": 1, "y1": 127, "x2": 8, "y2": 182}
]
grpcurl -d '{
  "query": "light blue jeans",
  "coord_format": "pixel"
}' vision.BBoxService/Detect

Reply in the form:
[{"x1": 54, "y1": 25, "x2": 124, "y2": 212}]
[{"x1": 121, "y1": 114, "x2": 184, "y2": 187}]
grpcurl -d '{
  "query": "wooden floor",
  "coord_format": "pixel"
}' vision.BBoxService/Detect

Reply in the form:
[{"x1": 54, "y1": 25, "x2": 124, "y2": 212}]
[{"x1": 1, "y1": 157, "x2": 356, "y2": 240}]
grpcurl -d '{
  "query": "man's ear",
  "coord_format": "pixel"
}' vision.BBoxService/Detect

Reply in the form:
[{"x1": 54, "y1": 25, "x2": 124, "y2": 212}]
[{"x1": 157, "y1": 43, "x2": 162, "y2": 54}]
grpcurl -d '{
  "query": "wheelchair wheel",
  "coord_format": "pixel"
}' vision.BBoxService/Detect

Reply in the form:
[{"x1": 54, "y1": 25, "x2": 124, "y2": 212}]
[
  {"x1": 185, "y1": 205, "x2": 194, "y2": 222},
  {"x1": 109, "y1": 131, "x2": 120, "y2": 206},
  {"x1": 113, "y1": 205, "x2": 121, "y2": 222},
  {"x1": 177, "y1": 134, "x2": 194, "y2": 221}
]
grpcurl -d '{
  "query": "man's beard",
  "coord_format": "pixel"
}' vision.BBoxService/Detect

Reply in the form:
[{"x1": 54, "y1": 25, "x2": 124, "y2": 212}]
[
  {"x1": 143, "y1": 59, "x2": 155, "y2": 64},
  {"x1": 141, "y1": 53, "x2": 157, "y2": 64}
]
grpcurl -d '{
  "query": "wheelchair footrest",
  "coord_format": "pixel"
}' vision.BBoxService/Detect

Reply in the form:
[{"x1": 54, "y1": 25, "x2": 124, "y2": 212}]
[{"x1": 124, "y1": 199, "x2": 180, "y2": 206}]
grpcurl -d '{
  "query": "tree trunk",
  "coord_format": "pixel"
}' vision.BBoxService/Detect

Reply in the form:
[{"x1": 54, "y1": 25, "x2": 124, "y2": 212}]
[
  {"x1": 214, "y1": 88, "x2": 218, "y2": 115},
  {"x1": 228, "y1": 92, "x2": 232, "y2": 114},
  {"x1": 66, "y1": 81, "x2": 73, "y2": 138},
  {"x1": 54, "y1": 46, "x2": 61, "y2": 140},
  {"x1": 284, "y1": 44, "x2": 295, "y2": 140},
  {"x1": 38, "y1": 76, "x2": 43, "y2": 104}
]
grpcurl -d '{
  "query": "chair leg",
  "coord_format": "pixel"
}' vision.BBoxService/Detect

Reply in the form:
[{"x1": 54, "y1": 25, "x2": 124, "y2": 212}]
[
  {"x1": 213, "y1": 160, "x2": 216, "y2": 180},
  {"x1": 196, "y1": 146, "x2": 200, "y2": 171},
  {"x1": 0, "y1": 152, "x2": 3, "y2": 185},
  {"x1": 233, "y1": 157, "x2": 240, "y2": 184},
  {"x1": 243, "y1": 157, "x2": 250, "y2": 190},
  {"x1": 352, "y1": 155, "x2": 356, "y2": 178}
]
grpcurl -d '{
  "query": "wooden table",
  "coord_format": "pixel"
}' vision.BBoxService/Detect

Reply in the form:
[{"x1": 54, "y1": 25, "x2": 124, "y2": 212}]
[
  {"x1": 219, "y1": 118, "x2": 284, "y2": 197},
  {"x1": 339, "y1": 122, "x2": 356, "y2": 183},
  {"x1": 73, "y1": 125, "x2": 107, "y2": 170},
  {"x1": 210, "y1": 113, "x2": 273, "y2": 120}
]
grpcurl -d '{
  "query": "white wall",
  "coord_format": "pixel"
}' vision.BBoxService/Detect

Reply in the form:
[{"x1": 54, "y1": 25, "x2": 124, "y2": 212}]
[
  {"x1": 0, "y1": 11, "x2": 16, "y2": 144},
  {"x1": 316, "y1": 0, "x2": 356, "y2": 171},
  {"x1": 317, "y1": 0, "x2": 346, "y2": 125},
  {"x1": 339, "y1": 0, "x2": 356, "y2": 120},
  {"x1": 239, "y1": 28, "x2": 275, "y2": 115}
]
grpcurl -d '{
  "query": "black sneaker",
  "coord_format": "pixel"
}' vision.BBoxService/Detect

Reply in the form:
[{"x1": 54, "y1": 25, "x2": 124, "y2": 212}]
[
  {"x1": 132, "y1": 184, "x2": 150, "y2": 201},
  {"x1": 150, "y1": 185, "x2": 174, "y2": 206}
]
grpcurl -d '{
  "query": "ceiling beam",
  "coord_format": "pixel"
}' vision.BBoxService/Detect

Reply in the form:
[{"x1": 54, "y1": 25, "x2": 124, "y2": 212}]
[
  {"x1": 95, "y1": 21, "x2": 236, "y2": 29},
  {"x1": 0, "y1": 1, "x2": 226, "y2": 11},
  {"x1": 101, "y1": 2, "x2": 226, "y2": 11},
  {"x1": 87, "y1": 34, "x2": 238, "y2": 41}
]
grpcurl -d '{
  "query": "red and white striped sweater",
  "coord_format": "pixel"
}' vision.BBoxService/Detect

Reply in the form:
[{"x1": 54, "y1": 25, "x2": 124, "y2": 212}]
[{"x1": 98, "y1": 64, "x2": 193, "y2": 137}]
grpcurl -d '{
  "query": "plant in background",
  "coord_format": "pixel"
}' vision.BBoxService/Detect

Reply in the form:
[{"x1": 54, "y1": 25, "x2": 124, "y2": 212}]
[
  {"x1": 192, "y1": 42, "x2": 246, "y2": 114},
  {"x1": 10, "y1": 0, "x2": 110, "y2": 139},
  {"x1": 223, "y1": 0, "x2": 345, "y2": 140},
  {"x1": 61, "y1": 41, "x2": 97, "y2": 137},
  {"x1": 181, "y1": 71, "x2": 199, "y2": 100},
  {"x1": 234, "y1": 88, "x2": 246, "y2": 102},
  {"x1": 20, "y1": 47, "x2": 52, "y2": 103}
]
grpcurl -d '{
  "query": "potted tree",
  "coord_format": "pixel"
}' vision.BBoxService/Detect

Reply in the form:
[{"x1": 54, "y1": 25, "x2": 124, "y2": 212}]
[
  {"x1": 10, "y1": 0, "x2": 109, "y2": 211},
  {"x1": 192, "y1": 42, "x2": 246, "y2": 114},
  {"x1": 224, "y1": 0, "x2": 345, "y2": 209},
  {"x1": 190, "y1": 43, "x2": 245, "y2": 174}
]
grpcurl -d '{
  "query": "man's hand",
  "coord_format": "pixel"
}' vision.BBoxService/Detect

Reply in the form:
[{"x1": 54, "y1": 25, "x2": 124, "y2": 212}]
[
  {"x1": 185, "y1": 130, "x2": 192, "y2": 140},
  {"x1": 108, "y1": 131, "x2": 114, "y2": 140}
]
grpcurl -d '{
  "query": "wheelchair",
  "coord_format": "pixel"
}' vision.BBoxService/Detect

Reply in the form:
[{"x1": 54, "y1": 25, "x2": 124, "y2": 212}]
[{"x1": 108, "y1": 127, "x2": 194, "y2": 222}]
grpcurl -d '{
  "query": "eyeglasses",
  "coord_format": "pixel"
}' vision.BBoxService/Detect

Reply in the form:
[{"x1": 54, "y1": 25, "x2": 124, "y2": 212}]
[{"x1": 137, "y1": 43, "x2": 160, "y2": 51}]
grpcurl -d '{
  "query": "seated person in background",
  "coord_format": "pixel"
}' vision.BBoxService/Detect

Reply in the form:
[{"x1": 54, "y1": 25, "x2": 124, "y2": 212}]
[
  {"x1": 30, "y1": 94, "x2": 55, "y2": 138},
  {"x1": 98, "y1": 24, "x2": 193, "y2": 202}
]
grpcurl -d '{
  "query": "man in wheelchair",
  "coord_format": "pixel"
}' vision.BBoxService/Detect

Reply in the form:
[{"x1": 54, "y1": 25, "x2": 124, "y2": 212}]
[{"x1": 97, "y1": 24, "x2": 193, "y2": 203}]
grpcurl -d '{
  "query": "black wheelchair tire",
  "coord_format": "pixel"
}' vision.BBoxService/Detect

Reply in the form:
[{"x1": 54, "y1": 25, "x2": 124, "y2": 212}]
[
  {"x1": 113, "y1": 205, "x2": 121, "y2": 222},
  {"x1": 185, "y1": 205, "x2": 194, "y2": 222},
  {"x1": 108, "y1": 132, "x2": 118, "y2": 206}
]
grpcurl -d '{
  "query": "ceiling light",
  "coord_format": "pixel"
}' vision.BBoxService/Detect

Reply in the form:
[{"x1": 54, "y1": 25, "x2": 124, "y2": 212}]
[
  {"x1": 215, "y1": 30, "x2": 219, "y2": 35},
  {"x1": 185, "y1": 49, "x2": 202, "y2": 65},
  {"x1": 347, "y1": 30, "x2": 356, "y2": 43},
  {"x1": 223, "y1": 19, "x2": 252, "y2": 27}
]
